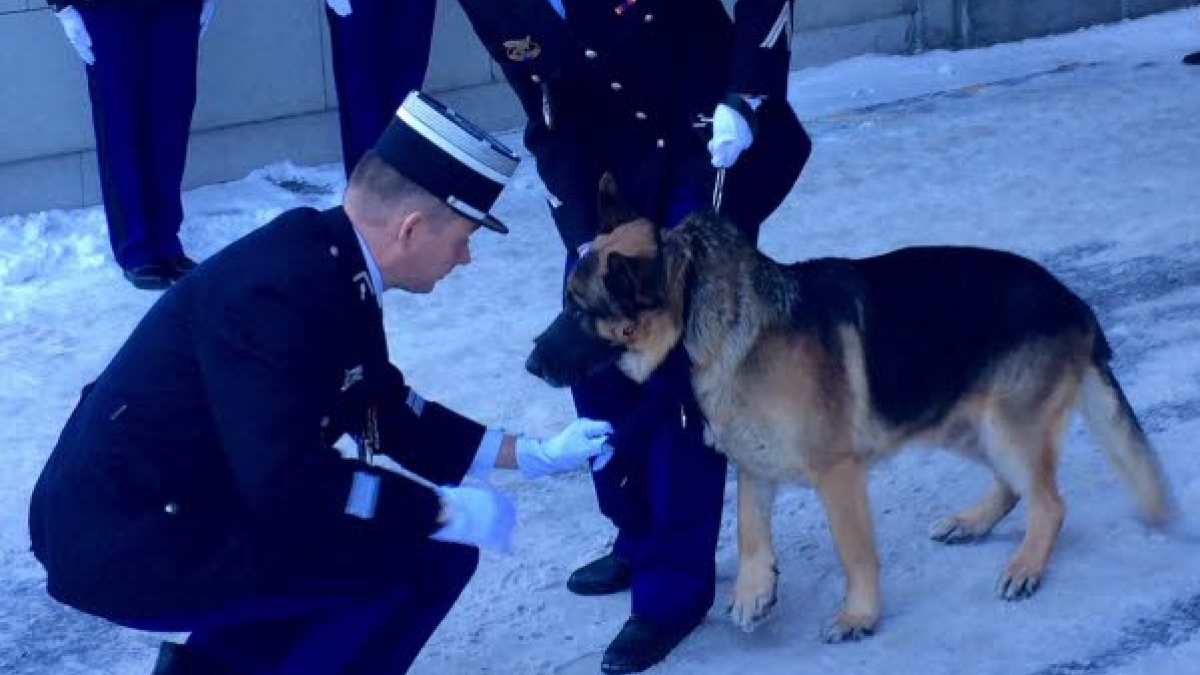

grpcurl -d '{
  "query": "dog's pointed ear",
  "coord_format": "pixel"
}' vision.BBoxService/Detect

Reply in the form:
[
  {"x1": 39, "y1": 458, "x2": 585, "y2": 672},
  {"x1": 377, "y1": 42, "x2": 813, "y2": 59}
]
[
  {"x1": 604, "y1": 251, "x2": 663, "y2": 316},
  {"x1": 597, "y1": 173, "x2": 641, "y2": 235}
]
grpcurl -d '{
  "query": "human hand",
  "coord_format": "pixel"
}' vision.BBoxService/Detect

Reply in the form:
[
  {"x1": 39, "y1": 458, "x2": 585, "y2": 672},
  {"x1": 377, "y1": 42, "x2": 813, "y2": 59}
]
[
  {"x1": 708, "y1": 97, "x2": 760, "y2": 168},
  {"x1": 430, "y1": 484, "x2": 515, "y2": 553},
  {"x1": 326, "y1": 0, "x2": 353, "y2": 17},
  {"x1": 55, "y1": 7, "x2": 94, "y2": 66},
  {"x1": 515, "y1": 418, "x2": 613, "y2": 478}
]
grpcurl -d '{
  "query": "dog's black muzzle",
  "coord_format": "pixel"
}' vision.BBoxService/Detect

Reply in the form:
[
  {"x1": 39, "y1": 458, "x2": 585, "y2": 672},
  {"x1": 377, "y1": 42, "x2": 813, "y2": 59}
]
[{"x1": 526, "y1": 311, "x2": 624, "y2": 388}]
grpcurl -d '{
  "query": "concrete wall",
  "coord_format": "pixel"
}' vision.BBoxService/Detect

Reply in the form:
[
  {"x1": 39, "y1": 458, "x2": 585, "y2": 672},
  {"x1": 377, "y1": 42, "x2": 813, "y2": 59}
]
[{"x1": 0, "y1": 0, "x2": 1194, "y2": 216}]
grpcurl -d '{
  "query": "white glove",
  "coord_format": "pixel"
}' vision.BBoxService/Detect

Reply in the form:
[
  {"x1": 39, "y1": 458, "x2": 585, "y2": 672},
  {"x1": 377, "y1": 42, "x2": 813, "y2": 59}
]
[
  {"x1": 591, "y1": 442, "x2": 615, "y2": 472},
  {"x1": 326, "y1": 0, "x2": 353, "y2": 17},
  {"x1": 430, "y1": 484, "x2": 515, "y2": 553},
  {"x1": 515, "y1": 418, "x2": 613, "y2": 478},
  {"x1": 707, "y1": 97, "x2": 759, "y2": 169},
  {"x1": 55, "y1": 7, "x2": 94, "y2": 66},
  {"x1": 200, "y1": 0, "x2": 216, "y2": 38}
]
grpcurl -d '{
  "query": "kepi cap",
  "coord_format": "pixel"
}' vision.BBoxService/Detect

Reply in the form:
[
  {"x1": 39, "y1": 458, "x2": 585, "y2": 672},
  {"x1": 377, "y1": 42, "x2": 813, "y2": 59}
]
[{"x1": 372, "y1": 91, "x2": 520, "y2": 233}]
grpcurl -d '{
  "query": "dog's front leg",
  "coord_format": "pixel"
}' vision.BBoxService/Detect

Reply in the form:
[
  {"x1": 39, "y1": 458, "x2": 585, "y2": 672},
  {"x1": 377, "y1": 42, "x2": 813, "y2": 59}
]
[
  {"x1": 730, "y1": 469, "x2": 778, "y2": 632},
  {"x1": 813, "y1": 456, "x2": 880, "y2": 642}
]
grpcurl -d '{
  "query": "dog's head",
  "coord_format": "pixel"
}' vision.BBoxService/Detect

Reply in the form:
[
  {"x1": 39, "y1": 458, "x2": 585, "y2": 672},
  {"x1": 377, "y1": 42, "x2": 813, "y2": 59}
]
[{"x1": 526, "y1": 175, "x2": 688, "y2": 387}]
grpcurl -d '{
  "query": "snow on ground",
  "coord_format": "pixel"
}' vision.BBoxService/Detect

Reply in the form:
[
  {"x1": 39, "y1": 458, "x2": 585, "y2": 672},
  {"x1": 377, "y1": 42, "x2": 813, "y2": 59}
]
[{"x1": 2, "y1": 9, "x2": 1199, "y2": 675}]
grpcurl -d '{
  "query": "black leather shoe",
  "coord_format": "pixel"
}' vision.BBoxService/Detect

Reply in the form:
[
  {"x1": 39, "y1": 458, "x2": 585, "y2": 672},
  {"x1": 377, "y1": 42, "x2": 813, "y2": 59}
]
[
  {"x1": 567, "y1": 553, "x2": 632, "y2": 596},
  {"x1": 1184, "y1": 51, "x2": 1200, "y2": 66},
  {"x1": 601, "y1": 615, "x2": 702, "y2": 674},
  {"x1": 123, "y1": 264, "x2": 173, "y2": 290},
  {"x1": 167, "y1": 255, "x2": 198, "y2": 282},
  {"x1": 150, "y1": 641, "x2": 222, "y2": 675}
]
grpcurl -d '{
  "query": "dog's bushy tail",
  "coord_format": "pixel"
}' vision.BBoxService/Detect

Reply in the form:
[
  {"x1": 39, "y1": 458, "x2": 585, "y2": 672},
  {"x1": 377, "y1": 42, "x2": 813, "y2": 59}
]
[{"x1": 1080, "y1": 330, "x2": 1174, "y2": 526}]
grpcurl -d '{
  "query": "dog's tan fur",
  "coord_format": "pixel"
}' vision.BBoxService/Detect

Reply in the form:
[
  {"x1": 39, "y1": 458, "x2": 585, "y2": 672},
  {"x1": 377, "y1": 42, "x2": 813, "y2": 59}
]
[{"x1": 544, "y1": 178, "x2": 1174, "y2": 642}]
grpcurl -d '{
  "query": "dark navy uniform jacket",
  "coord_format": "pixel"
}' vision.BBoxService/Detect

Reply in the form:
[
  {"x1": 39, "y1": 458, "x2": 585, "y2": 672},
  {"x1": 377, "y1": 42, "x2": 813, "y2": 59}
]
[
  {"x1": 29, "y1": 207, "x2": 484, "y2": 623},
  {"x1": 459, "y1": 0, "x2": 810, "y2": 249}
]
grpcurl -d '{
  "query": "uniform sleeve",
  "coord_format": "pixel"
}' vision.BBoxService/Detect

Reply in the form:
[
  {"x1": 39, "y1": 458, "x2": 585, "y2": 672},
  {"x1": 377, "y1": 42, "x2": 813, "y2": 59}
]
[
  {"x1": 457, "y1": 0, "x2": 604, "y2": 253},
  {"x1": 496, "y1": 58, "x2": 603, "y2": 253},
  {"x1": 196, "y1": 282, "x2": 445, "y2": 548},
  {"x1": 730, "y1": 0, "x2": 795, "y2": 97},
  {"x1": 374, "y1": 364, "x2": 486, "y2": 487}
]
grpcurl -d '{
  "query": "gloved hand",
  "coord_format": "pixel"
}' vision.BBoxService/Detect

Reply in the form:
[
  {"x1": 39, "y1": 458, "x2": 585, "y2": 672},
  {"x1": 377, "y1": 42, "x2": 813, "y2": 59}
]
[
  {"x1": 55, "y1": 7, "x2": 94, "y2": 66},
  {"x1": 430, "y1": 484, "x2": 515, "y2": 553},
  {"x1": 200, "y1": 0, "x2": 216, "y2": 38},
  {"x1": 591, "y1": 442, "x2": 615, "y2": 472},
  {"x1": 326, "y1": 0, "x2": 353, "y2": 17},
  {"x1": 515, "y1": 418, "x2": 613, "y2": 478},
  {"x1": 707, "y1": 96, "x2": 760, "y2": 169}
]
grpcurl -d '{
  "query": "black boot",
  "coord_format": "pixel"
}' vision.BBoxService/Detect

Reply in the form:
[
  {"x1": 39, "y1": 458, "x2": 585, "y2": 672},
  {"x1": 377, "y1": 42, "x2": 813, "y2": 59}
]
[
  {"x1": 600, "y1": 615, "x2": 702, "y2": 674},
  {"x1": 150, "y1": 641, "x2": 222, "y2": 675},
  {"x1": 166, "y1": 255, "x2": 198, "y2": 282},
  {"x1": 566, "y1": 553, "x2": 632, "y2": 595},
  {"x1": 123, "y1": 264, "x2": 174, "y2": 291},
  {"x1": 1184, "y1": 51, "x2": 1200, "y2": 65}
]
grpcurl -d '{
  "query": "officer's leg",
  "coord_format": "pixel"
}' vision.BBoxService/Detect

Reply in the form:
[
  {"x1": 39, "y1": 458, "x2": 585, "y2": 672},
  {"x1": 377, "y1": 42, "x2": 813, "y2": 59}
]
[
  {"x1": 334, "y1": 544, "x2": 478, "y2": 674},
  {"x1": 128, "y1": 543, "x2": 478, "y2": 675},
  {"x1": 76, "y1": 4, "x2": 155, "y2": 270},
  {"x1": 326, "y1": 0, "x2": 394, "y2": 177},
  {"x1": 630, "y1": 407, "x2": 725, "y2": 626},
  {"x1": 566, "y1": 248, "x2": 648, "y2": 571},
  {"x1": 143, "y1": 0, "x2": 203, "y2": 263},
  {"x1": 601, "y1": 394, "x2": 725, "y2": 674},
  {"x1": 383, "y1": 0, "x2": 438, "y2": 105}
]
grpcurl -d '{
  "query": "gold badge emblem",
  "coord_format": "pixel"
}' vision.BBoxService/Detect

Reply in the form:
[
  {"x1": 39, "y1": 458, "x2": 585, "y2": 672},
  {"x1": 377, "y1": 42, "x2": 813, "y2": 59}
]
[{"x1": 504, "y1": 36, "x2": 541, "y2": 62}]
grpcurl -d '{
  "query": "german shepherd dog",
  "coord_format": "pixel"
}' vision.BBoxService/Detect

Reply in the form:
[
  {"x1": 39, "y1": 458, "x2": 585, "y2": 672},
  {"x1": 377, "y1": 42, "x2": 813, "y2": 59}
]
[{"x1": 526, "y1": 176, "x2": 1173, "y2": 642}]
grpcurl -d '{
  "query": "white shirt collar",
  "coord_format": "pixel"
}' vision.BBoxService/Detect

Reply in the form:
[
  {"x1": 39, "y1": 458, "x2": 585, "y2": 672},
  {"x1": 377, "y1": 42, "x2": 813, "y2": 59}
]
[{"x1": 352, "y1": 229, "x2": 385, "y2": 307}]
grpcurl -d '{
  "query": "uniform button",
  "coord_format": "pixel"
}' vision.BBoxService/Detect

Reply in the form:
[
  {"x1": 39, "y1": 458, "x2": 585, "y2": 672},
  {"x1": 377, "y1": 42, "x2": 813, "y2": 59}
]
[
  {"x1": 610, "y1": 81, "x2": 623, "y2": 91},
  {"x1": 656, "y1": 138, "x2": 665, "y2": 148},
  {"x1": 164, "y1": 502, "x2": 179, "y2": 515},
  {"x1": 531, "y1": 74, "x2": 541, "y2": 83},
  {"x1": 584, "y1": 49, "x2": 598, "y2": 59},
  {"x1": 644, "y1": 13, "x2": 654, "y2": 23},
  {"x1": 330, "y1": 245, "x2": 339, "y2": 257},
  {"x1": 320, "y1": 416, "x2": 331, "y2": 428},
  {"x1": 635, "y1": 111, "x2": 648, "y2": 120}
]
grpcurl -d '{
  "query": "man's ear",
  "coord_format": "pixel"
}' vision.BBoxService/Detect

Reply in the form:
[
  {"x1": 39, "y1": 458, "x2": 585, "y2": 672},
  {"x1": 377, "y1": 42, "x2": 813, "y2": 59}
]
[
  {"x1": 395, "y1": 210, "x2": 424, "y2": 246},
  {"x1": 597, "y1": 173, "x2": 642, "y2": 235}
]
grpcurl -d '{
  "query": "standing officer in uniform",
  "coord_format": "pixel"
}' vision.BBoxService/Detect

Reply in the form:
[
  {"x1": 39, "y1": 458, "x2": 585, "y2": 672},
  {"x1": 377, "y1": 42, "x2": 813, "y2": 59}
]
[
  {"x1": 457, "y1": 0, "x2": 812, "y2": 672},
  {"x1": 29, "y1": 92, "x2": 613, "y2": 675},
  {"x1": 51, "y1": 0, "x2": 216, "y2": 290},
  {"x1": 323, "y1": 0, "x2": 441, "y2": 178}
]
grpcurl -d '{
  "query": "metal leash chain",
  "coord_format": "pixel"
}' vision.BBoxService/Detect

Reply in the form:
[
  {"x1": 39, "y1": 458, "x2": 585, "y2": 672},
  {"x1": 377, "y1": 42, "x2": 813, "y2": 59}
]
[
  {"x1": 712, "y1": 168, "x2": 726, "y2": 212},
  {"x1": 694, "y1": 113, "x2": 727, "y2": 213}
]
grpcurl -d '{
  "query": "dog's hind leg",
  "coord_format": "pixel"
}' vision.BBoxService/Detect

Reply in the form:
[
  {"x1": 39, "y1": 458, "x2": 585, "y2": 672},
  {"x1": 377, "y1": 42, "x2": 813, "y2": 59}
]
[
  {"x1": 730, "y1": 470, "x2": 779, "y2": 632},
  {"x1": 985, "y1": 378, "x2": 1075, "y2": 601},
  {"x1": 812, "y1": 455, "x2": 880, "y2": 642},
  {"x1": 929, "y1": 478, "x2": 1019, "y2": 544}
]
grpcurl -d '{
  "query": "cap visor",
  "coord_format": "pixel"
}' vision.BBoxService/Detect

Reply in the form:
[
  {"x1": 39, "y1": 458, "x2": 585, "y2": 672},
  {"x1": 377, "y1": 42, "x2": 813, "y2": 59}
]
[{"x1": 454, "y1": 209, "x2": 509, "y2": 234}]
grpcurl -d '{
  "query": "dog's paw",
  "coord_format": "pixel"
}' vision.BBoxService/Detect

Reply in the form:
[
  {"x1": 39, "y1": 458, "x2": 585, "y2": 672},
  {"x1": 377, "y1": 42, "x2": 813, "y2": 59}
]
[
  {"x1": 996, "y1": 556, "x2": 1043, "y2": 601},
  {"x1": 728, "y1": 565, "x2": 778, "y2": 632},
  {"x1": 928, "y1": 516, "x2": 989, "y2": 545},
  {"x1": 821, "y1": 610, "x2": 877, "y2": 643}
]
